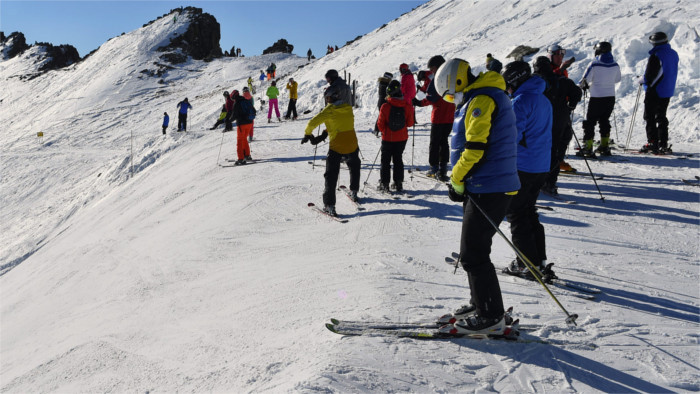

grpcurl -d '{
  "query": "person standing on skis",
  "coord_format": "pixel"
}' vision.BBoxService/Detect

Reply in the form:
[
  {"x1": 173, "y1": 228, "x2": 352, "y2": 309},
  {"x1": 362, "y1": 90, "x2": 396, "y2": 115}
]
[
  {"x1": 229, "y1": 90, "x2": 253, "y2": 165},
  {"x1": 266, "y1": 81, "x2": 281, "y2": 123},
  {"x1": 533, "y1": 57, "x2": 581, "y2": 197},
  {"x1": 285, "y1": 78, "x2": 298, "y2": 120},
  {"x1": 433, "y1": 58, "x2": 520, "y2": 336},
  {"x1": 176, "y1": 98, "x2": 192, "y2": 132},
  {"x1": 577, "y1": 41, "x2": 621, "y2": 157},
  {"x1": 377, "y1": 80, "x2": 413, "y2": 193},
  {"x1": 639, "y1": 32, "x2": 679, "y2": 154},
  {"x1": 499, "y1": 61, "x2": 554, "y2": 280},
  {"x1": 301, "y1": 69, "x2": 360, "y2": 216},
  {"x1": 412, "y1": 55, "x2": 456, "y2": 181}
]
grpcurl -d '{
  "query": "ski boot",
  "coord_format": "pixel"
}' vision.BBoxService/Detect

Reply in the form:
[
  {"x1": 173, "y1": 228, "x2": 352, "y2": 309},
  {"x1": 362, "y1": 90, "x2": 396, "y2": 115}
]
[
  {"x1": 540, "y1": 183, "x2": 559, "y2": 197},
  {"x1": 439, "y1": 314, "x2": 506, "y2": 336},
  {"x1": 438, "y1": 304, "x2": 476, "y2": 325},
  {"x1": 348, "y1": 190, "x2": 359, "y2": 203},
  {"x1": 425, "y1": 166, "x2": 439, "y2": 178},
  {"x1": 377, "y1": 183, "x2": 390, "y2": 193},
  {"x1": 596, "y1": 145, "x2": 612, "y2": 156},
  {"x1": 322, "y1": 205, "x2": 337, "y2": 217},
  {"x1": 234, "y1": 159, "x2": 247, "y2": 166},
  {"x1": 559, "y1": 160, "x2": 576, "y2": 173},
  {"x1": 245, "y1": 155, "x2": 253, "y2": 161},
  {"x1": 639, "y1": 142, "x2": 659, "y2": 154},
  {"x1": 502, "y1": 260, "x2": 534, "y2": 280},
  {"x1": 391, "y1": 182, "x2": 403, "y2": 193}
]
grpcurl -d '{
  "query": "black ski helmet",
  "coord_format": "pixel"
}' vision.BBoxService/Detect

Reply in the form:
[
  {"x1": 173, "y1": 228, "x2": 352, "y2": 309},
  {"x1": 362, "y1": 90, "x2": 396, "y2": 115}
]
[
  {"x1": 427, "y1": 55, "x2": 446, "y2": 70},
  {"x1": 386, "y1": 80, "x2": 402, "y2": 98},
  {"x1": 223, "y1": 91, "x2": 229, "y2": 97},
  {"x1": 594, "y1": 41, "x2": 612, "y2": 55},
  {"x1": 502, "y1": 61, "x2": 532, "y2": 92},
  {"x1": 325, "y1": 69, "x2": 339, "y2": 82},
  {"x1": 649, "y1": 32, "x2": 668, "y2": 46},
  {"x1": 532, "y1": 56, "x2": 553, "y2": 76}
]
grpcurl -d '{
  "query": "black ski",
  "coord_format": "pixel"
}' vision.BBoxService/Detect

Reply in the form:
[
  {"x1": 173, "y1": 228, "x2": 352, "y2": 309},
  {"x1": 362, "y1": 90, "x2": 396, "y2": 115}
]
[
  {"x1": 339, "y1": 185, "x2": 365, "y2": 211},
  {"x1": 307, "y1": 203, "x2": 348, "y2": 223},
  {"x1": 681, "y1": 176, "x2": 700, "y2": 187},
  {"x1": 559, "y1": 172, "x2": 604, "y2": 180},
  {"x1": 446, "y1": 253, "x2": 600, "y2": 299},
  {"x1": 539, "y1": 190, "x2": 577, "y2": 204},
  {"x1": 535, "y1": 205, "x2": 554, "y2": 211}
]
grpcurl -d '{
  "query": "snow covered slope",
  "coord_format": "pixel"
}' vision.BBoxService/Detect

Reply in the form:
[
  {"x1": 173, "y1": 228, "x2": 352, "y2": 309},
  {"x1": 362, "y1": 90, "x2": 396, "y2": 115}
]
[{"x1": 1, "y1": 0, "x2": 699, "y2": 392}]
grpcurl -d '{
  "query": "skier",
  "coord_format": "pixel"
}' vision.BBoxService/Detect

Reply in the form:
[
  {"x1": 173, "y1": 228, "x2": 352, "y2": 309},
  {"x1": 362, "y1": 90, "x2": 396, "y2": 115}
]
[
  {"x1": 639, "y1": 31, "x2": 679, "y2": 154},
  {"x1": 577, "y1": 41, "x2": 621, "y2": 157},
  {"x1": 548, "y1": 44, "x2": 580, "y2": 175},
  {"x1": 162, "y1": 112, "x2": 169, "y2": 135},
  {"x1": 434, "y1": 58, "x2": 520, "y2": 335},
  {"x1": 229, "y1": 90, "x2": 253, "y2": 165},
  {"x1": 242, "y1": 87, "x2": 256, "y2": 141},
  {"x1": 176, "y1": 98, "x2": 192, "y2": 132},
  {"x1": 533, "y1": 57, "x2": 582, "y2": 197},
  {"x1": 307, "y1": 48, "x2": 313, "y2": 61},
  {"x1": 485, "y1": 53, "x2": 503, "y2": 73},
  {"x1": 266, "y1": 81, "x2": 281, "y2": 123},
  {"x1": 499, "y1": 61, "x2": 554, "y2": 279},
  {"x1": 399, "y1": 63, "x2": 416, "y2": 124},
  {"x1": 412, "y1": 55, "x2": 456, "y2": 181},
  {"x1": 374, "y1": 72, "x2": 393, "y2": 134},
  {"x1": 548, "y1": 43, "x2": 575, "y2": 77},
  {"x1": 376, "y1": 80, "x2": 414, "y2": 193},
  {"x1": 247, "y1": 77, "x2": 255, "y2": 94},
  {"x1": 210, "y1": 103, "x2": 227, "y2": 130},
  {"x1": 301, "y1": 69, "x2": 360, "y2": 216},
  {"x1": 259, "y1": 70, "x2": 265, "y2": 83},
  {"x1": 223, "y1": 91, "x2": 235, "y2": 132},
  {"x1": 285, "y1": 78, "x2": 298, "y2": 120}
]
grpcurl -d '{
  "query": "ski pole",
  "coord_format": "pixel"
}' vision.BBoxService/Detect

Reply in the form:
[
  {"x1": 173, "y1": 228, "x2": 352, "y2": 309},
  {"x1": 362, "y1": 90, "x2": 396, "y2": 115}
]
[
  {"x1": 465, "y1": 194, "x2": 579, "y2": 326},
  {"x1": 215, "y1": 130, "x2": 226, "y2": 166},
  {"x1": 571, "y1": 131, "x2": 605, "y2": 202},
  {"x1": 409, "y1": 106, "x2": 416, "y2": 181},
  {"x1": 612, "y1": 108, "x2": 620, "y2": 144},
  {"x1": 361, "y1": 143, "x2": 382, "y2": 193},
  {"x1": 310, "y1": 126, "x2": 320, "y2": 170},
  {"x1": 624, "y1": 84, "x2": 642, "y2": 150}
]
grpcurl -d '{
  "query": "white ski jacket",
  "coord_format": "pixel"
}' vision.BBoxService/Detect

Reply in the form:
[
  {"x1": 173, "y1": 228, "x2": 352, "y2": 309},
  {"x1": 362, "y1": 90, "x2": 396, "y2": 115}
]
[{"x1": 580, "y1": 53, "x2": 621, "y2": 98}]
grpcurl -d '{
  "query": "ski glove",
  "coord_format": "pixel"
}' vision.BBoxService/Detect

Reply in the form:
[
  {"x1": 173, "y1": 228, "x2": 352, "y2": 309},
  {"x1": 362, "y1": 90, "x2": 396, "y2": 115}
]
[
  {"x1": 310, "y1": 130, "x2": 328, "y2": 145},
  {"x1": 447, "y1": 180, "x2": 466, "y2": 203},
  {"x1": 412, "y1": 97, "x2": 422, "y2": 107}
]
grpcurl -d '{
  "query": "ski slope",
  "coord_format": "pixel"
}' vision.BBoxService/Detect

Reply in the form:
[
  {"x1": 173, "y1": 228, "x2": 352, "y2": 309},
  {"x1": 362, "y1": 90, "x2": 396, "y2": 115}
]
[{"x1": 1, "y1": 0, "x2": 699, "y2": 392}]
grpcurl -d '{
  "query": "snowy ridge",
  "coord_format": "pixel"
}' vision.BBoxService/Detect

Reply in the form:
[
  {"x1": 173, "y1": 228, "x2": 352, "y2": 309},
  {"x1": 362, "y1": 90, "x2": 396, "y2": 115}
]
[{"x1": 1, "y1": 0, "x2": 699, "y2": 392}]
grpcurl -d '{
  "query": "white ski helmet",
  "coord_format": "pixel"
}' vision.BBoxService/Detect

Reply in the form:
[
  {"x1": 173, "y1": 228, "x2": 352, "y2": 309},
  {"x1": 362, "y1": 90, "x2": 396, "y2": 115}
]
[{"x1": 434, "y1": 58, "x2": 472, "y2": 102}]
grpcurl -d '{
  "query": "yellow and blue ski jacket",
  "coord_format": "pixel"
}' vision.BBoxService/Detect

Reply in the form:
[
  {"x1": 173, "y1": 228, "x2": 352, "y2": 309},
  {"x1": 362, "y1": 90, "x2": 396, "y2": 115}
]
[{"x1": 450, "y1": 71, "x2": 520, "y2": 194}]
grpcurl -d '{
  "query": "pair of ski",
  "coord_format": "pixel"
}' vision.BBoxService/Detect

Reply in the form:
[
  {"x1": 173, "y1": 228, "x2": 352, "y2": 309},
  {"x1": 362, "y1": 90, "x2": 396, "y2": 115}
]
[
  {"x1": 307, "y1": 185, "x2": 363, "y2": 223},
  {"x1": 445, "y1": 253, "x2": 600, "y2": 300},
  {"x1": 559, "y1": 171, "x2": 604, "y2": 181},
  {"x1": 326, "y1": 307, "x2": 548, "y2": 343}
]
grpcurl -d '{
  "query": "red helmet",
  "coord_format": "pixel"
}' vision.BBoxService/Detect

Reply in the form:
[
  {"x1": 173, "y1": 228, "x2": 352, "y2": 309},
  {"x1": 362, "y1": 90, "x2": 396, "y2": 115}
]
[
  {"x1": 231, "y1": 90, "x2": 240, "y2": 97},
  {"x1": 399, "y1": 63, "x2": 409, "y2": 70}
]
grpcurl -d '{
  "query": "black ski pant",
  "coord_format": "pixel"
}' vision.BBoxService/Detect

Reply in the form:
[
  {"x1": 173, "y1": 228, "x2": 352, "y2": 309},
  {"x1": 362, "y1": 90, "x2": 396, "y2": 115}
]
[
  {"x1": 380, "y1": 140, "x2": 407, "y2": 185},
  {"x1": 178, "y1": 113, "x2": 188, "y2": 131},
  {"x1": 459, "y1": 192, "x2": 513, "y2": 319},
  {"x1": 582, "y1": 96, "x2": 615, "y2": 141},
  {"x1": 506, "y1": 171, "x2": 548, "y2": 266},
  {"x1": 286, "y1": 98, "x2": 298, "y2": 119},
  {"x1": 428, "y1": 123, "x2": 452, "y2": 172},
  {"x1": 323, "y1": 148, "x2": 361, "y2": 207},
  {"x1": 162, "y1": 126, "x2": 167, "y2": 135},
  {"x1": 544, "y1": 116, "x2": 574, "y2": 188},
  {"x1": 643, "y1": 89, "x2": 671, "y2": 148}
]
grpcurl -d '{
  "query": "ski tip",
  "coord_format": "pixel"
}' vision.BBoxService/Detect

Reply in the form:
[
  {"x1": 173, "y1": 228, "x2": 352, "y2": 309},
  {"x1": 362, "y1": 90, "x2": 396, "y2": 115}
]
[
  {"x1": 308, "y1": 202, "x2": 316, "y2": 207},
  {"x1": 445, "y1": 256, "x2": 455, "y2": 264},
  {"x1": 330, "y1": 318, "x2": 340, "y2": 325},
  {"x1": 451, "y1": 252, "x2": 460, "y2": 259},
  {"x1": 325, "y1": 323, "x2": 339, "y2": 333}
]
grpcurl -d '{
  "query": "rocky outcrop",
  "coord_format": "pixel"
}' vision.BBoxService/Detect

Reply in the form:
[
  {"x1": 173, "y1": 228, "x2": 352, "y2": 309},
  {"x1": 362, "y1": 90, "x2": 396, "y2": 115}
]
[
  {"x1": 157, "y1": 7, "x2": 222, "y2": 63},
  {"x1": 262, "y1": 39, "x2": 294, "y2": 55},
  {"x1": 0, "y1": 31, "x2": 31, "y2": 59},
  {"x1": 36, "y1": 42, "x2": 81, "y2": 71}
]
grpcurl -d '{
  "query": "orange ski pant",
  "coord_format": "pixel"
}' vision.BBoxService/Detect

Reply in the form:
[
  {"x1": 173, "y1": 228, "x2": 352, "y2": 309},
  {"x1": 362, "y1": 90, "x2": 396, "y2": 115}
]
[{"x1": 237, "y1": 123, "x2": 252, "y2": 159}]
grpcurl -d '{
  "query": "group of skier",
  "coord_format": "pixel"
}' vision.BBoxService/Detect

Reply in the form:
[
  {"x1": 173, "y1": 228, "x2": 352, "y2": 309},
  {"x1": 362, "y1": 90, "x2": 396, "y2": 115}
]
[{"x1": 300, "y1": 32, "x2": 678, "y2": 336}]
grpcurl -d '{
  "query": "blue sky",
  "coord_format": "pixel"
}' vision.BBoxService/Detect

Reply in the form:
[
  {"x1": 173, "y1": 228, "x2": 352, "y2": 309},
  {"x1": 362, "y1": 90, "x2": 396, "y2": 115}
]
[{"x1": 0, "y1": 1, "x2": 427, "y2": 58}]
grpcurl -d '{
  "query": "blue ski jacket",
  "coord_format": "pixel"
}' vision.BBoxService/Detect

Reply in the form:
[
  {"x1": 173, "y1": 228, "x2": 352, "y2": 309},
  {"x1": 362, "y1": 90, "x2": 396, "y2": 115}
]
[{"x1": 510, "y1": 75, "x2": 552, "y2": 174}]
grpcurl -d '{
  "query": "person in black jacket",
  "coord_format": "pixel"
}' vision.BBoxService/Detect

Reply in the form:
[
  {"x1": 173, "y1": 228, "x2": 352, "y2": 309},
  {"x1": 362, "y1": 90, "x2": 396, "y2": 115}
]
[
  {"x1": 229, "y1": 90, "x2": 253, "y2": 165},
  {"x1": 533, "y1": 56, "x2": 582, "y2": 197},
  {"x1": 374, "y1": 72, "x2": 394, "y2": 134}
]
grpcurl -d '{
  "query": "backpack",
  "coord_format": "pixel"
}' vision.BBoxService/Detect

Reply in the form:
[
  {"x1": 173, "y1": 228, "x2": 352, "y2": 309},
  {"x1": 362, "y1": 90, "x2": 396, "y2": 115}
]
[
  {"x1": 239, "y1": 98, "x2": 256, "y2": 120},
  {"x1": 387, "y1": 105, "x2": 406, "y2": 131}
]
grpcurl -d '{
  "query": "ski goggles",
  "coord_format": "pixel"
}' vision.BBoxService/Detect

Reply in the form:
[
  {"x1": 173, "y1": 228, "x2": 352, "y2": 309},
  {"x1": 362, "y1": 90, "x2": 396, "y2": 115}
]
[{"x1": 550, "y1": 49, "x2": 566, "y2": 56}]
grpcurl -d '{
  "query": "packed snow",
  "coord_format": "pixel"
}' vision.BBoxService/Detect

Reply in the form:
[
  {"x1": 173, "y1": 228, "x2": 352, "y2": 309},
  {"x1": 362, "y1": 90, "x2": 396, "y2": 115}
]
[{"x1": 1, "y1": 0, "x2": 698, "y2": 392}]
